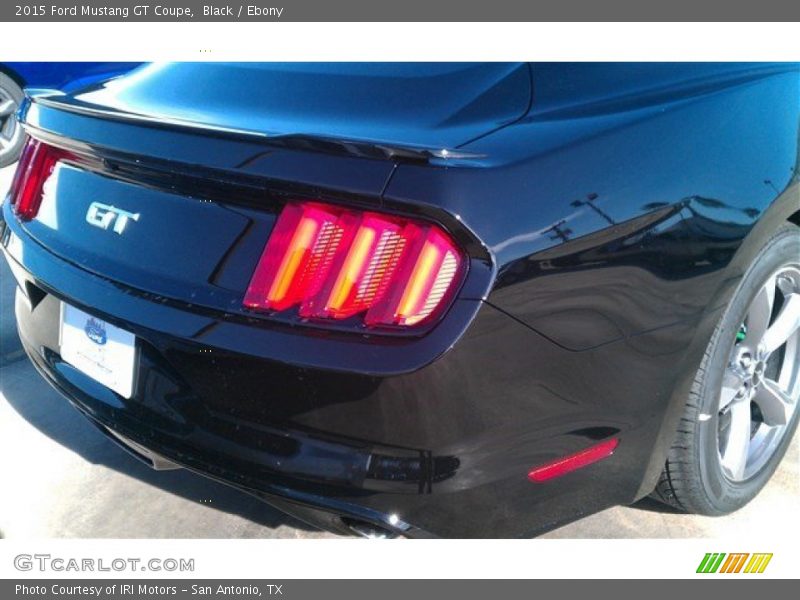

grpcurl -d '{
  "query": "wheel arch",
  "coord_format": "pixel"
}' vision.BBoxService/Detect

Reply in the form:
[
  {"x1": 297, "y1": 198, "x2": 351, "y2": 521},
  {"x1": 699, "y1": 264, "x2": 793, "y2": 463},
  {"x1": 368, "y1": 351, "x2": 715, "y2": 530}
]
[
  {"x1": 0, "y1": 66, "x2": 25, "y2": 88},
  {"x1": 634, "y1": 180, "x2": 800, "y2": 501},
  {"x1": 725, "y1": 179, "x2": 800, "y2": 304}
]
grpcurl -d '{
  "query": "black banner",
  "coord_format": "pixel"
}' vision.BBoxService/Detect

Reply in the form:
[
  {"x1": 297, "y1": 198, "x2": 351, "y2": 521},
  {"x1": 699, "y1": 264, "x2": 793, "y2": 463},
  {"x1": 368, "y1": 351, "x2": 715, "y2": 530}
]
[
  {"x1": 3, "y1": 580, "x2": 797, "y2": 599},
  {"x1": 2, "y1": 0, "x2": 800, "y2": 22}
]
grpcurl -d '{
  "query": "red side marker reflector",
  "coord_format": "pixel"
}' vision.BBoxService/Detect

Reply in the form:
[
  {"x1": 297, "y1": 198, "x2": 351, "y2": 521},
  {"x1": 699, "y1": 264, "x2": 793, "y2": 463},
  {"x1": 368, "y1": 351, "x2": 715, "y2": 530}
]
[{"x1": 527, "y1": 438, "x2": 619, "y2": 483}]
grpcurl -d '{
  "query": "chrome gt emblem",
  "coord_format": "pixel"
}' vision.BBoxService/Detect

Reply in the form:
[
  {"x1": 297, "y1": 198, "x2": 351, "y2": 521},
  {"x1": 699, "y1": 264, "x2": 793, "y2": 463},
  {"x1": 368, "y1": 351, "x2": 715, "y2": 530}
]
[{"x1": 85, "y1": 201, "x2": 140, "y2": 234}]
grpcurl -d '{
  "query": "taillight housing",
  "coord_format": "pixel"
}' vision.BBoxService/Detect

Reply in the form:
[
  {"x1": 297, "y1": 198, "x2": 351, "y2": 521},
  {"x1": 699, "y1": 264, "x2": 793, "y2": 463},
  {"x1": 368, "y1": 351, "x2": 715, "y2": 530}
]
[
  {"x1": 9, "y1": 137, "x2": 75, "y2": 221},
  {"x1": 244, "y1": 201, "x2": 467, "y2": 332}
]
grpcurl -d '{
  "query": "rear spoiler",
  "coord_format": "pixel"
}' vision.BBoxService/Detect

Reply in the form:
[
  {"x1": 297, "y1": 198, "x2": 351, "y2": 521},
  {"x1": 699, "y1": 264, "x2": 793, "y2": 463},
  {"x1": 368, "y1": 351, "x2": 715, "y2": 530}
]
[{"x1": 25, "y1": 90, "x2": 485, "y2": 165}]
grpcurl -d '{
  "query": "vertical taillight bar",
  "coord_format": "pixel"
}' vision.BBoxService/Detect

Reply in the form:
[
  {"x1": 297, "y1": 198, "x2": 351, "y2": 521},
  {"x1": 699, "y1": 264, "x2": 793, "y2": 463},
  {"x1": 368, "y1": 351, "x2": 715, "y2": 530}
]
[
  {"x1": 244, "y1": 201, "x2": 465, "y2": 331},
  {"x1": 9, "y1": 138, "x2": 75, "y2": 221}
]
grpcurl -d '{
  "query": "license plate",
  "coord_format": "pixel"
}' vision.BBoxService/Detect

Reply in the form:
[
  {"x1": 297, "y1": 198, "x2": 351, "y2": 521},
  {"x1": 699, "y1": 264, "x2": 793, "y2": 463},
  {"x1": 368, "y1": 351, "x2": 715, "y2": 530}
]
[{"x1": 59, "y1": 303, "x2": 137, "y2": 399}]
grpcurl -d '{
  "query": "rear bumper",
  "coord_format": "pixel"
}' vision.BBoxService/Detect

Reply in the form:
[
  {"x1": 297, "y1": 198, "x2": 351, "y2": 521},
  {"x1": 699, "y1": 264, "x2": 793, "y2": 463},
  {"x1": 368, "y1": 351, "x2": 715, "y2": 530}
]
[
  {"x1": 20, "y1": 341, "x2": 429, "y2": 538},
  {"x1": 2, "y1": 200, "x2": 692, "y2": 537}
]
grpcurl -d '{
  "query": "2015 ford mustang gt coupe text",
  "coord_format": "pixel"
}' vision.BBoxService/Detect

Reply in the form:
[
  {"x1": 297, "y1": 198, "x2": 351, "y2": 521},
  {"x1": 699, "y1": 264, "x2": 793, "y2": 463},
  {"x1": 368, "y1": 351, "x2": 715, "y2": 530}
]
[{"x1": 2, "y1": 63, "x2": 799, "y2": 538}]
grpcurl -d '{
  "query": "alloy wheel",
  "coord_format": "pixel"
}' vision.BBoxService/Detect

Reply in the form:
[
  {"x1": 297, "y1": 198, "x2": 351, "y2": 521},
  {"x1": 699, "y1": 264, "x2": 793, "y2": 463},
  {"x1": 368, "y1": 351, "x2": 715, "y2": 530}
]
[
  {"x1": 0, "y1": 83, "x2": 22, "y2": 164},
  {"x1": 718, "y1": 264, "x2": 800, "y2": 481}
]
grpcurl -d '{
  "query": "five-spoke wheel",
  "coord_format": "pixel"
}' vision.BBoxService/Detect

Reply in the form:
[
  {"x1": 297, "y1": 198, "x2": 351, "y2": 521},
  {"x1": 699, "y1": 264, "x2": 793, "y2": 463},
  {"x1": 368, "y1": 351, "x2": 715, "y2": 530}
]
[
  {"x1": 0, "y1": 71, "x2": 25, "y2": 168},
  {"x1": 654, "y1": 224, "x2": 800, "y2": 514},
  {"x1": 718, "y1": 266, "x2": 800, "y2": 481}
]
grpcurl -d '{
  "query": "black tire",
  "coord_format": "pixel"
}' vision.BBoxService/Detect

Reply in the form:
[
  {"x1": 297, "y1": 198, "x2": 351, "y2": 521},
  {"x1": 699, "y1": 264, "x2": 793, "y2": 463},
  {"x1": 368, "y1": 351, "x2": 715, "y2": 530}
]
[
  {"x1": 0, "y1": 71, "x2": 25, "y2": 168},
  {"x1": 652, "y1": 223, "x2": 800, "y2": 515}
]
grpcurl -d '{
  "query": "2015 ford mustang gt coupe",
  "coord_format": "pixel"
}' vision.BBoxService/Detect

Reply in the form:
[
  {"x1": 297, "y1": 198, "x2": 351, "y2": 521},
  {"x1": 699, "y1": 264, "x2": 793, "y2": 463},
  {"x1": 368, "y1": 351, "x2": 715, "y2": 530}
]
[{"x1": 2, "y1": 63, "x2": 799, "y2": 538}]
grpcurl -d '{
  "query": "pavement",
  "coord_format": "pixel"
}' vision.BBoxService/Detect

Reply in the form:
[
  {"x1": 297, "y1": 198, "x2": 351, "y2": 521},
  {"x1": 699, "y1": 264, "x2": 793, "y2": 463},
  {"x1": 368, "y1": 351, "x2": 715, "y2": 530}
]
[{"x1": 0, "y1": 162, "x2": 797, "y2": 539}]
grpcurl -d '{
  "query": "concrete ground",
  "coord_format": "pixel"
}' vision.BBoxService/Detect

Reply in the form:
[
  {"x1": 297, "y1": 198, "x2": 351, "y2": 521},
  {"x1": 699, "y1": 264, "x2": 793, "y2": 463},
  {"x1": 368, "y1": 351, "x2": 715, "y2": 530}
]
[{"x1": 0, "y1": 163, "x2": 797, "y2": 539}]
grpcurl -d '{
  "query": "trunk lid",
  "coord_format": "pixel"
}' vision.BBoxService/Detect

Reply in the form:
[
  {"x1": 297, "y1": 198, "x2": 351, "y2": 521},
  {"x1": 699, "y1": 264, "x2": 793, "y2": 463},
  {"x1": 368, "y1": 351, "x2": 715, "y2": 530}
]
[
  {"x1": 46, "y1": 62, "x2": 531, "y2": 151},
  {"x1": 16, "y1": 157, "x2": 274, "y2": 309}
]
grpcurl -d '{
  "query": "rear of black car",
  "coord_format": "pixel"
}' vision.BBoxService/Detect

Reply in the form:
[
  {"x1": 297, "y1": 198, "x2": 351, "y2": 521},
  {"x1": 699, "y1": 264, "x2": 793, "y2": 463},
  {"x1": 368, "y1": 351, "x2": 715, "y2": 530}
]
[{"x1": 7, "y1": 62, "x2": 789, "y2": 538}]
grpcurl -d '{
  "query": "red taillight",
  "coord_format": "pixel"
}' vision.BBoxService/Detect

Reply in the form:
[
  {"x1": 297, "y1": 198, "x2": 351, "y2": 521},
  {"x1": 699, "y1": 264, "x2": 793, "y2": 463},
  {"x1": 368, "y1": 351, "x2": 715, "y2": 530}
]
[
  {"x1": 527, "y1": 438, "x2": 619, "y2": 483},
  {"x1": 8, "y1": 137, "x2": 36, "y2": 202},
  {"x1": 244, "y1": 201, "x2": 466, "y2": 330},
  {"x1": 9, "y1": 138, "x2": 75, "y2": 221}
]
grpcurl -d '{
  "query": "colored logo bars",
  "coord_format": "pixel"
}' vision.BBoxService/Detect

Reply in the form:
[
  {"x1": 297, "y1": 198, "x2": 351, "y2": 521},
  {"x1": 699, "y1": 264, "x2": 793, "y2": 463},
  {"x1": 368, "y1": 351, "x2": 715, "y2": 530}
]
[{"x1": 697, "y1": 553, "x2": 773, "y2": 574}]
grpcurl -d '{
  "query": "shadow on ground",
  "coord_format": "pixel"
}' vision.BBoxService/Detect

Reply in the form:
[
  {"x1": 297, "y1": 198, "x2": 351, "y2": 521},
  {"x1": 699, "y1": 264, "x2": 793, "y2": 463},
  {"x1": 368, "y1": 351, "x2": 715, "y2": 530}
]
[{"x1": 629, "y1": 496, "x2": 685, "y2": 514}]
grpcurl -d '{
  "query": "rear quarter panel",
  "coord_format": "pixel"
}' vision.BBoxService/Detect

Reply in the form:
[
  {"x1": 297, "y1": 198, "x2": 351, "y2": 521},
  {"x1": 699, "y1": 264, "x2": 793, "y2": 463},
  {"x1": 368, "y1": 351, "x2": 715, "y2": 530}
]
[{"x1": 384, "y1": 62, "x2": 800, "y2": 498}]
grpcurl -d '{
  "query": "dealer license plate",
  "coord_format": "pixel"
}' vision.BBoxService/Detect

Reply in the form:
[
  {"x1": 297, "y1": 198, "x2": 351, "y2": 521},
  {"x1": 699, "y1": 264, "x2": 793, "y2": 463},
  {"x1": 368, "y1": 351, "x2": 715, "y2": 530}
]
[{"x1": 59, "y1": 303, "x2": 137, "y2": 399}]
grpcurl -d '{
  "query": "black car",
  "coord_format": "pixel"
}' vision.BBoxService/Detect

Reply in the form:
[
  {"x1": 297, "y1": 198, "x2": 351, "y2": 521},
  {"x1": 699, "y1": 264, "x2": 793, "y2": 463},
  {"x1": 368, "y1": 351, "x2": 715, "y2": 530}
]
[{"x1": 2, "y1": 62, "x2": 799, "y2": 538}]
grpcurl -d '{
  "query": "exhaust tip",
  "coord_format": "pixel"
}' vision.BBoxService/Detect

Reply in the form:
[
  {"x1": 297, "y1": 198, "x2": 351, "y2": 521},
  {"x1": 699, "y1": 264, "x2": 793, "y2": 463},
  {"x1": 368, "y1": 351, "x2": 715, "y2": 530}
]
[{"x1": 342, "y1": 518, "x2": 399, "y2": 539}]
